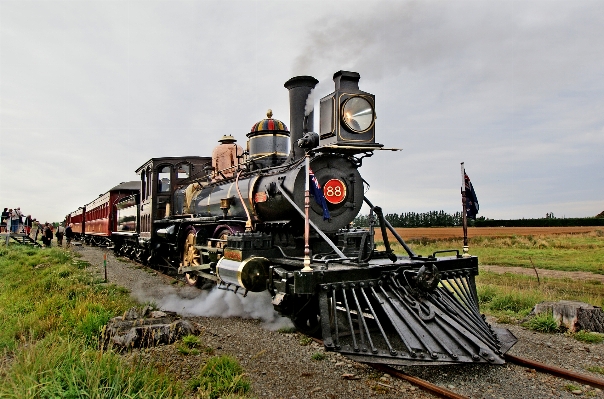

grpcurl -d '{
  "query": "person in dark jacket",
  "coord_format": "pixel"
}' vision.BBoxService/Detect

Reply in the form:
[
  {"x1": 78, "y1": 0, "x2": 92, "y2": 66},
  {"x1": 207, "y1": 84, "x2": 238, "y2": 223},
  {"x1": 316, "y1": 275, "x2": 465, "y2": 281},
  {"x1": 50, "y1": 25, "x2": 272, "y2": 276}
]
[
  {"x1": 43, "y1": 223, "x2": 53, "y2": 247},
  {"x1": 24, "y1": 215, "x2": 33, "y2": 236},
  {"x1": 0, "y1": 208, "x2": 8, "y2": 233},
  {"x1": 65, "y1": 224, "x2": 74, "y2": 248}
]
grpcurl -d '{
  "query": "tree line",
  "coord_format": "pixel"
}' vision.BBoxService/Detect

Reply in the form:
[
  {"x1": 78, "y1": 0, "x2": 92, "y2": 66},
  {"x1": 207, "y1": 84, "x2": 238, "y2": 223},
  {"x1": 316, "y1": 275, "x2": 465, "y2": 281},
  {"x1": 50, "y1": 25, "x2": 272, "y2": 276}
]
[
  {"x1": 354, "y1": 211, "x2": 464, "y2": 228},
  {"x1": 353, "y1": 211, "x2": 604, "y2": 228}
]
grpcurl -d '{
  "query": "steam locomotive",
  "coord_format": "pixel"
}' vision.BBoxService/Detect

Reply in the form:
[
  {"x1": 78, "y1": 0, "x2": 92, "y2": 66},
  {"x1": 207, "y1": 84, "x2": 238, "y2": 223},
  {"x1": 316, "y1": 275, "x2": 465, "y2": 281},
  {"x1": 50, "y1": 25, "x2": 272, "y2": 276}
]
[{"x1": 66, "y1": 71, "x2": 516, "y2": 366}]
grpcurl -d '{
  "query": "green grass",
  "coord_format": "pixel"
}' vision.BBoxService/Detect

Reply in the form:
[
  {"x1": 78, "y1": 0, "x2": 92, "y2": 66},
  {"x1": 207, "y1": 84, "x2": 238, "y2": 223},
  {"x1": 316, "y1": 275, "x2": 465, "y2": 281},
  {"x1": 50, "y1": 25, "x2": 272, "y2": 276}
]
[
  {"x1": 384, "y1": 231, "x2": 604, "y2": 274},
  {"x1": 475, "y1": 271, "x2": 604, "y2": 321},
  {"x1": 0, "y1": 246, "x2": 251, "y2": 398},
  {"x1": 177, "y1": 334, "x2": 202, "y2": 355},
  {"x1": 524, "y1": 312, "x2": 559, "y2": 333},
  {"x1": 0, "y1": 246, "x2": 135, "y2": 351},
  {"x1": 299, "y1": 335, "x2": 313, "y2": 346},
  {"x1": 2, "y1": 335, "x2": 182, "y2": 398},
  {"x1": 189, "y1": 355, "x2": 251, "y2": 399},
  {"x1": 572, "y1": 330, "x2": 604, "y2": 344},
  {"x1": 565, "y1": 383, "x2": 581, "y2": 392},
  {"x1": 311, "y1": 352, "x2": 325, "y2": 361},
  {"x1": 586, "y1": 365, "x2": 604, "y2": 375},
  {"x1": 0, "y1": 245, "x2": 185, "y2": 398}
]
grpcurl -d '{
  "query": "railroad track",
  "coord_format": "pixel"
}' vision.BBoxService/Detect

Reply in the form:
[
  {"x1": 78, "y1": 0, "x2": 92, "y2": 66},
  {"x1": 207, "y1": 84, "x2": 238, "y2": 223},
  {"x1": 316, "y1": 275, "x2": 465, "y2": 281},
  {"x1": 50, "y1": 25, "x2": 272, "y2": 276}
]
[{"x1": 311, "y1": 337, "x2": 604, "y2": 399}]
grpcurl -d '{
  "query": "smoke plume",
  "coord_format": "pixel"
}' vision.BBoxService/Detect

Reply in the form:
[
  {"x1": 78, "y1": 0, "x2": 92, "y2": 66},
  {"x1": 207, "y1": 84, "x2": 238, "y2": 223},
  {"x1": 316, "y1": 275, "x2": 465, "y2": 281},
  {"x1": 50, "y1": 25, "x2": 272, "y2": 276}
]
[{"x1": 132, "y1": 283, "x2": 294, "y2": 331}]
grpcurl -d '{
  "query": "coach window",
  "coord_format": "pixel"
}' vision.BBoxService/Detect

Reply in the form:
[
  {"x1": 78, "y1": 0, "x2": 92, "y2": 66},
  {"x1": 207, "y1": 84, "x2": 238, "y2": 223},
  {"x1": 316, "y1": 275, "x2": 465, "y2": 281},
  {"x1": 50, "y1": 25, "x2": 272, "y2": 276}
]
[
  {"x1": 177, "y1": 163, "x2": 190, "y2": 179},
  {"x1": 141, "y1": 172, "x2": 146, "y2": 199},
  {"x1": 146, "y1": 167, "x2": 151, "y2": 199},
  {"x1": 158, "y1": 166, "x2": 171, "y2": 193}
]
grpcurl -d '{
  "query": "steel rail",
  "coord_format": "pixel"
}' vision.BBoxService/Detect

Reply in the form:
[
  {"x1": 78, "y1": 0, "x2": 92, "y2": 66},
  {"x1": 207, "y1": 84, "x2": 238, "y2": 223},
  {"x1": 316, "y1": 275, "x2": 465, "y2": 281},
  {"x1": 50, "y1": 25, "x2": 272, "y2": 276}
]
[
  {"x1": 369, "y1": 363, "x2": 469, "y2": 399},
  {"x1": 311, "y1": 337, "x2": 468, "y2": 399},
  {"x1": 505, "y1": 353, "x2": 604, "y2": 390}
]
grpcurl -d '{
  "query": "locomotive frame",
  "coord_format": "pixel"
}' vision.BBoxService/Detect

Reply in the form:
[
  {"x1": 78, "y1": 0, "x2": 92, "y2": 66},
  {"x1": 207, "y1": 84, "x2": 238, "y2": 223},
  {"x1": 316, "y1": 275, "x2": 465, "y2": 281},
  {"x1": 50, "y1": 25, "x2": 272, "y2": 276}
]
[{"x1": 66, "y1": 70, "x2": 517, "y2": 366}]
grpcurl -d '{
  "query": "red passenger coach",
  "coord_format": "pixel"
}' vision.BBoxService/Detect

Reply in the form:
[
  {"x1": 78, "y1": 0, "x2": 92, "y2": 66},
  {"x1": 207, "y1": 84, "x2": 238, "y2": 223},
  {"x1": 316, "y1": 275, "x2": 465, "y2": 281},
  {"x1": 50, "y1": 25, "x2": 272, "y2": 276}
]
[
  {"x1": 81, "y1": 181, "x2": 139, "y2": 246},
  {"x1": 65, "y1": 207, "x2": 86, "y2": 239}
]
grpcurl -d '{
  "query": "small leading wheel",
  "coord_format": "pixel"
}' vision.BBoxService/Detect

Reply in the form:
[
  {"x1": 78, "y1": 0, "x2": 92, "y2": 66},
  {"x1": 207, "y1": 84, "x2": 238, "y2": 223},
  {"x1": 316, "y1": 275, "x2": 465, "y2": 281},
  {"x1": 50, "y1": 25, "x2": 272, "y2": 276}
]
[
  {"x1": 292, "y1": 294, "x2": 322, "y2": 337},
  {"x1": 182, "y1": 230, "x2": 202, "y2": 286}
]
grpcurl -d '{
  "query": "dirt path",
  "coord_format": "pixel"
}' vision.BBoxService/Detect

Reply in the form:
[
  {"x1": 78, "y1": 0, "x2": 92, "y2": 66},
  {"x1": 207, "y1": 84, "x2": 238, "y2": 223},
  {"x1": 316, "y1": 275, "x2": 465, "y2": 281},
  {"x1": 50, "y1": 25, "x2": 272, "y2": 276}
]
[{"x1": 481, "y1": 264, "x2": 604, "y2": 283}]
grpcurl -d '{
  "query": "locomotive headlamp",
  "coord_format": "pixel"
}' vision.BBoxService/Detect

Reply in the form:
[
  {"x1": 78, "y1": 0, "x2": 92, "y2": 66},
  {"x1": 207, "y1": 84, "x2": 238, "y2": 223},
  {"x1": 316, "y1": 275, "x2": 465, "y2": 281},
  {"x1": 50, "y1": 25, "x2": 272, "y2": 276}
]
[
  {"x1": 342, "y1": 96, "x2": 374, "y2": 133},
  {"x1": 319, "y1": 70, "x2": 382, "y2": 149}
]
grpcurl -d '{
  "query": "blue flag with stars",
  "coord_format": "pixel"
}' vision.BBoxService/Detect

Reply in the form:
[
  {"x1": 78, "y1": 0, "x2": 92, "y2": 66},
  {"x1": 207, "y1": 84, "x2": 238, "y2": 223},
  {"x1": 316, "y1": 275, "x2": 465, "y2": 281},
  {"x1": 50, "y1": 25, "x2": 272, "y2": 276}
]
[
  {"x1": 309, "y1": 169, "x2": 330, "y2": 220},
  {"x1": 464, "y1": 172, "x2": 479, "y2": 220}
]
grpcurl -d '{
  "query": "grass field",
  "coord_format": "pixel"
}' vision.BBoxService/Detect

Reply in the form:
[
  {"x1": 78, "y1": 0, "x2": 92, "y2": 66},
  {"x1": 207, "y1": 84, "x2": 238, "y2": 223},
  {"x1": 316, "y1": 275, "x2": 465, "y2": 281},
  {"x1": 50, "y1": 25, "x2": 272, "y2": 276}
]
[
  {"x1": 376, "y1": 226, "x2": 604, "y2": 240},
  {"x1": 375, "y1": 227, "x2": 604, "y2": 275},
  {"x1": 0, "y1": 246, "x2": 250, "y2": 398}
]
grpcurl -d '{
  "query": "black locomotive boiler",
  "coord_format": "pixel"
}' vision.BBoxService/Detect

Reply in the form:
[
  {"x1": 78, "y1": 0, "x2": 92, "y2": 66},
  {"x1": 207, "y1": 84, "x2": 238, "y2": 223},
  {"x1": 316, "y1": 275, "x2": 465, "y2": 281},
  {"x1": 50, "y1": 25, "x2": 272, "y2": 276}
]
[{"x1": 86, "y1": 70, "x2": 516, "y2": 366}]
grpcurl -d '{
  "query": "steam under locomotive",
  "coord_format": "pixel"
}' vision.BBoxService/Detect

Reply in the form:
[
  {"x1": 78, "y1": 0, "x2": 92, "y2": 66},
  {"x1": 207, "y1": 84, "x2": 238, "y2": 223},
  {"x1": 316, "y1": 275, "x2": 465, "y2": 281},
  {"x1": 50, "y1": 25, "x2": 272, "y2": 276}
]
[{"x1": 67, "y1": 70, "x2": 516, "y2": 366}]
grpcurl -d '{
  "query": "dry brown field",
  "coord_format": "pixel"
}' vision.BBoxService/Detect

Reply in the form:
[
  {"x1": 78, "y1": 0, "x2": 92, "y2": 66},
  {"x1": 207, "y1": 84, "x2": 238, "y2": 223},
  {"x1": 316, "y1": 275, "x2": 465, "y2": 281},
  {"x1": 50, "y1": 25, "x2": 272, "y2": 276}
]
[{"x1": 374, "y1": 226, "x2": 603, "y2": 241}]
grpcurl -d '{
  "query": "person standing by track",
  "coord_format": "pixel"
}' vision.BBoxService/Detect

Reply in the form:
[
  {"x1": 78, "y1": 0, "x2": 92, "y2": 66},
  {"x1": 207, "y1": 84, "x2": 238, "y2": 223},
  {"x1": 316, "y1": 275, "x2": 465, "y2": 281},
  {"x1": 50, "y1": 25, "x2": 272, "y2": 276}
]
[
  {"x1": 31, "y1": 219, "x2": 40, "y2": 242},
  {"x1": 0, "y1": 208, "x2": 8, "y2": 233},
  {"x1": 55, "y1": 223, "x2": 65, "y2": 247},
  {"x1": 65, "y1": 224, "x2": 74, "y2": 248},
  {"x1": 24, "y1": 215, "x2": 32, "y2": 236},
  {"x1": 42, "y1": 223, "x2": 53, "y2": 247},
  {"x1": 9, "y1": 208, "x2": 21, "y2": 233}
]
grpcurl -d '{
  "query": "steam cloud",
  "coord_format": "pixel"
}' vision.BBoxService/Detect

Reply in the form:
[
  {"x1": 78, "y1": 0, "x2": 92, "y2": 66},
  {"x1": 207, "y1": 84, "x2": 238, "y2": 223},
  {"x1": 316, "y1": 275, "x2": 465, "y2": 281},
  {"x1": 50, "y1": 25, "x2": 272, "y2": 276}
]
[
  {"x1": 304, "y1": 88, "x2": 315, "y2": 116},
  {"x1": 132, "y1": 283, "x2": 294, "y2": 331}
]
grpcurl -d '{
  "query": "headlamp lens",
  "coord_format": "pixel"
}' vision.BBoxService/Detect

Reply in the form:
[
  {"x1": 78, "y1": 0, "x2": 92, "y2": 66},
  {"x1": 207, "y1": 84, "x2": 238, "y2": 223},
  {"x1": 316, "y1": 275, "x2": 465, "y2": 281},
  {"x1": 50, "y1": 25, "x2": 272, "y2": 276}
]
[{"x1": 342, "y1": 97, "x2": 374, "y2": 133}]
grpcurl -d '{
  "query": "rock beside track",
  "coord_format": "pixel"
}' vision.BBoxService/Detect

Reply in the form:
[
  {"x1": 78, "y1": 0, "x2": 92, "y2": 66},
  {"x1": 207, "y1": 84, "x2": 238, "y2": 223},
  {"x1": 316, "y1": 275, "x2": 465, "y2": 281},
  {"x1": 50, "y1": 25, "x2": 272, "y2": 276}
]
[
  {"x1": 73, "y1": 245, "x2": 604, "y2": 399},
  {"x1": 100, "y1": 306, "x2": 200, "y2": 350}
]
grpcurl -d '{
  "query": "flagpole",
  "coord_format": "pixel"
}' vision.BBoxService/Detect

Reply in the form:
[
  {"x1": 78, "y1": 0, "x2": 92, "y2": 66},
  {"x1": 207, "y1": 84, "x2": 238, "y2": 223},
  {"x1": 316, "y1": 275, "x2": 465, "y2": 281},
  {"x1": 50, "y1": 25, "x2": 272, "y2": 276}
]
[
  {"x1": 302, "y1": 153, "x2": 312, "y2": 271},
  {"x1": 461, "y1": 162, "x2": 470, "y2": 257}
]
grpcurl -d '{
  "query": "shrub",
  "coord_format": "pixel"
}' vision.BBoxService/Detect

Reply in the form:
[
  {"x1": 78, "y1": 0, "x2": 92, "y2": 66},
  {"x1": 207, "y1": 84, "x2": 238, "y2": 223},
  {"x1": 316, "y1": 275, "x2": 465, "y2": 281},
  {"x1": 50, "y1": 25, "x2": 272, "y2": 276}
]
[
  {"x1": 524, "y1": 312, "x2": 559, "y2": 333},
  {"x1": 182, "y1": 334, "x2": 201, "y2": 348},
  {"x1": 299, "y1": 335, "x2": 313, "y2": 346},
  {"x1": 177, "y1": 335, "x2": 202, "y2": 355},
  {"x1": 189, "y1": 355, "x2": 250, "y2": 399}
]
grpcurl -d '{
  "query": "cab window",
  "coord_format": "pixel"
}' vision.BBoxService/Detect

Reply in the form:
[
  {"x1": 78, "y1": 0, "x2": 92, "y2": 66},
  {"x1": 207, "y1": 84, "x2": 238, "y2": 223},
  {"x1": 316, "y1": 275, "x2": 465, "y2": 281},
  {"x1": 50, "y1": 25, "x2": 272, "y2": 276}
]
[{"x1": 158, "y1": 166, "x2": 171, "y2": 193}]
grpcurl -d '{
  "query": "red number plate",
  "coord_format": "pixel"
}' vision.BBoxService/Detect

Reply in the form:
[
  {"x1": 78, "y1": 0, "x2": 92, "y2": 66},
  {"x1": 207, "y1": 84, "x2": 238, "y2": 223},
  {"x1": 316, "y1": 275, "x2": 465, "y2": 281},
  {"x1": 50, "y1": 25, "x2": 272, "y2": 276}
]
[{"x1": 323, "y1": 179, "x2": 347, "y2": 204}]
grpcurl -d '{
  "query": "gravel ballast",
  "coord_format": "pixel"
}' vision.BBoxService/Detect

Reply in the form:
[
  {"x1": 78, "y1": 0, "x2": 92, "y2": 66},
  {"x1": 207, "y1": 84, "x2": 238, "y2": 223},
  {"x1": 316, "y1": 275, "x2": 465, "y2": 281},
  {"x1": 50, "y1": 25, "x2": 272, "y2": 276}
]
[{"x1": 73, "y1": 244, "x2": 604, "y2": 399}]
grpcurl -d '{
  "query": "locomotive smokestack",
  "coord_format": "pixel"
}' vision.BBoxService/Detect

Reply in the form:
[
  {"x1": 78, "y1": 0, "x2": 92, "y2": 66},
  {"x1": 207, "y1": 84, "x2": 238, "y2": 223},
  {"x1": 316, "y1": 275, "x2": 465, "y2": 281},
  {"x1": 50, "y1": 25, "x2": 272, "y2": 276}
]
[{"x1": 284, "y1": 75, "x2": 319, "y2": 161}]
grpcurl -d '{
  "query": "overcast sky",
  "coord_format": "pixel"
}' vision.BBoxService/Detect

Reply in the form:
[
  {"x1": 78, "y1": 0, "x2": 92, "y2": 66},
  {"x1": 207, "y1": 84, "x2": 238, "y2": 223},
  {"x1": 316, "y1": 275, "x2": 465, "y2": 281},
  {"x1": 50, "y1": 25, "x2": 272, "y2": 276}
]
[{"x1": 1, "y1": 0, "x2": 603, "y2": 223}]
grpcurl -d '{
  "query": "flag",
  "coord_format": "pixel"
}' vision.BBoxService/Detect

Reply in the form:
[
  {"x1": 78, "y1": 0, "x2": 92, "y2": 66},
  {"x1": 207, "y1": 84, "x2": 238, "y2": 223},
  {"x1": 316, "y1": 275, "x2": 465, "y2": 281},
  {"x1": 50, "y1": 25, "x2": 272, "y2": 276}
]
[
  {"x1": 464, "y1": 172, "x2": 479, "y2": 219},
  {"x1": 309, "y1": 169, "x2": 330, "y2": 220}
]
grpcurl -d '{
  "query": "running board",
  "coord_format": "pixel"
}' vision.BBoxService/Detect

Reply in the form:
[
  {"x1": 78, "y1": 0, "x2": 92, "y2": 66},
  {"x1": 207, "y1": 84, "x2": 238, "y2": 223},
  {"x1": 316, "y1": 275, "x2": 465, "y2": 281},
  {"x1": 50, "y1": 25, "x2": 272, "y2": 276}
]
[{"x1": 318, "y1": 268, "x2": 517, "y2": 366}]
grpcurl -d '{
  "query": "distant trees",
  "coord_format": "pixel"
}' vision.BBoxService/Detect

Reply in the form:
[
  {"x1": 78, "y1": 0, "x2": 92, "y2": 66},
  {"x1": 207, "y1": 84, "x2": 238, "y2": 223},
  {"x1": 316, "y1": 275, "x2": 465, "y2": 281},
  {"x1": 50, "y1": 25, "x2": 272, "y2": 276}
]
[
  {"x1": 354, "y1": 210, "x2": 463, "y2": 228},
  {"x1": 353, "y1": 211, "x2": 604, "y2": 227}
]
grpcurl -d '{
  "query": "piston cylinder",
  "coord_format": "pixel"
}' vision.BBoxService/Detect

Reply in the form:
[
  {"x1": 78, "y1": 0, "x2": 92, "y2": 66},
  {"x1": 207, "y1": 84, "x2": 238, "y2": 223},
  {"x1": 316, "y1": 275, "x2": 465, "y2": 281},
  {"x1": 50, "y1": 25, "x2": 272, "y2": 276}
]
[{"x1": 216, "y1": 256, "x2": 270, "y2": 292}]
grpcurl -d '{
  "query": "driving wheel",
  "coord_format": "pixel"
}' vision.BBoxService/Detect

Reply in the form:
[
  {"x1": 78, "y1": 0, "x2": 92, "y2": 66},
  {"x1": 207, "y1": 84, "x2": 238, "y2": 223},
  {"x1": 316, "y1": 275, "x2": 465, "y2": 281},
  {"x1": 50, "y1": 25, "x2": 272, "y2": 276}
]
[{"x1": 182, "y1": 230, "x2": 202, "y2": 286}]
